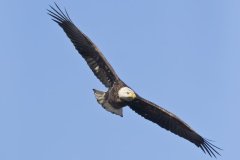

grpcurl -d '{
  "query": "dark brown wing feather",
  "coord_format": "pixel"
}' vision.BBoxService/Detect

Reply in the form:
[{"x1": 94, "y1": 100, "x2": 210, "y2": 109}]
[
  {"x1": 128, "y1": 96, "x2": 221, "y2": 157},
  {"x1": 47, "y1": 3, "x2": 119, "y2": 88}
]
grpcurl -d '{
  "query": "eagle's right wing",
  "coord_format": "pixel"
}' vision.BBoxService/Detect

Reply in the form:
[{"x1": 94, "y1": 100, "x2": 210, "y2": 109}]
[
  {"x1": 128, "y1": 96, "x2": 221, "y2": 157},
  {"x1": 48, "y1": 3, "x2": 120, "y2": 88}
]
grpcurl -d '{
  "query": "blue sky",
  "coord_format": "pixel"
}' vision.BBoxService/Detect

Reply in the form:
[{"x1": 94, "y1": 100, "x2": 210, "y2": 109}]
[{"x1": 0, "y1": 0, "x2": 239, "y2": 159}]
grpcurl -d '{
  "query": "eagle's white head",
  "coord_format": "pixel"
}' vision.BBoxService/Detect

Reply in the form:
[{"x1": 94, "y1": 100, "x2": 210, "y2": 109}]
[{"x1": 118, "y1": 87, "x2": 136, "y2": 101}]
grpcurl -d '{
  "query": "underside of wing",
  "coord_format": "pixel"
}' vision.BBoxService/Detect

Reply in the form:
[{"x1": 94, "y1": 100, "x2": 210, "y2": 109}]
[
  {"x1": 128, "y1": 96, "x2": 221, "y2": 157},
  {"x1": 47, "y1": 3, "x2": 119, "y2": 88}
]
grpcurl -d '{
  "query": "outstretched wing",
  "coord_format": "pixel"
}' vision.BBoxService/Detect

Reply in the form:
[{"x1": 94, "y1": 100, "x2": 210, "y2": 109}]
[
  {"x1": 47, "y1": 3, "x2": 119, "y2": 88},
  {"x1": 128, "y1": 96, "x2": 221, "y2": 157}
]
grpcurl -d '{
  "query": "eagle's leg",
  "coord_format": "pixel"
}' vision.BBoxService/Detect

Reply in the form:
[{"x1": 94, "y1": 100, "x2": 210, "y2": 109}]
[{"x1": 93, "y1": 89, "x2": 123, "y2": 117}]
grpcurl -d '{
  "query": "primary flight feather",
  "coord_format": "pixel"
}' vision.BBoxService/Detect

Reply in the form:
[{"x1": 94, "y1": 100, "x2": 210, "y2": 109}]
[{"x1": 48, "y1": 3, "x2": 221, "y2": 157}]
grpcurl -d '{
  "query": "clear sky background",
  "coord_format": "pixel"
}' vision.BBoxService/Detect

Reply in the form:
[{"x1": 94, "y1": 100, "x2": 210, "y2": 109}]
[{"x1": 0, "y1": 0, "x2": 239, "y2": 159}]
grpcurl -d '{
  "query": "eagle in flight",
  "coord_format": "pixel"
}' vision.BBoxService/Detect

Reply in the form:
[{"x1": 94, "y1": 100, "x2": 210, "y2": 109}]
[{"x1": 48, "y1": 3, "x2": 221, "y2": 157}]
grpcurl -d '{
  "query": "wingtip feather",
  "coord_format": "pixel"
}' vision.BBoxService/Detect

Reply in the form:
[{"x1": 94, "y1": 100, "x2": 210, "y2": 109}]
[
  {"x1": 199, "y1": 138, "x2": 221, "y2": 158},
  {"x1": 47, "y1": 3, "x2": 72, "y2": 24}
]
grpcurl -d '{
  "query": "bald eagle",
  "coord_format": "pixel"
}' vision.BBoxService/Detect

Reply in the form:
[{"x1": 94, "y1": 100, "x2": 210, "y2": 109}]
[{"x1": 48, "y1": 3, "x2": 221, "y2": 157}]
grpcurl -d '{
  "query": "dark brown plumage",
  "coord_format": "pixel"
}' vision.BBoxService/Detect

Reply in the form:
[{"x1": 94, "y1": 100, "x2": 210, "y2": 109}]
[
  {"x1": 48, "y1": 4, "x2": 119, "y2": 88},
  {"x1": 129, "y1": 96, "x2": 221, "y2": 157},
  {"x1": 48, "y1": 3, "x2": 221, "y2": 157}
]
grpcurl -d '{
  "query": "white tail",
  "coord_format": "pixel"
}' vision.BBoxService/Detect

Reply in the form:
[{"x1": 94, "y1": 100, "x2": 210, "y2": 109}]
[{"x1": 93, "y1": 89, "x2": 123, "y2": 117}]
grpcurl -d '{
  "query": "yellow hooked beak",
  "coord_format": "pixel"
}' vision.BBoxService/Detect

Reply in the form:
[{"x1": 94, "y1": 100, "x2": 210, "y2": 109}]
[{"x1": 129, "y1": 92, "x2": 137, "y2": 99}]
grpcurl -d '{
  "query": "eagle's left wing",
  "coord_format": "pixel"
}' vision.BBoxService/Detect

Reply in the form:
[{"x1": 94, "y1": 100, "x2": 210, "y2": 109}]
[
  {"x1": 47, "y1": 3, "x2": 120, "y2": 88},
  {"x1": 128, "y1": 96, "x2": 221, "y2": 157}
]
